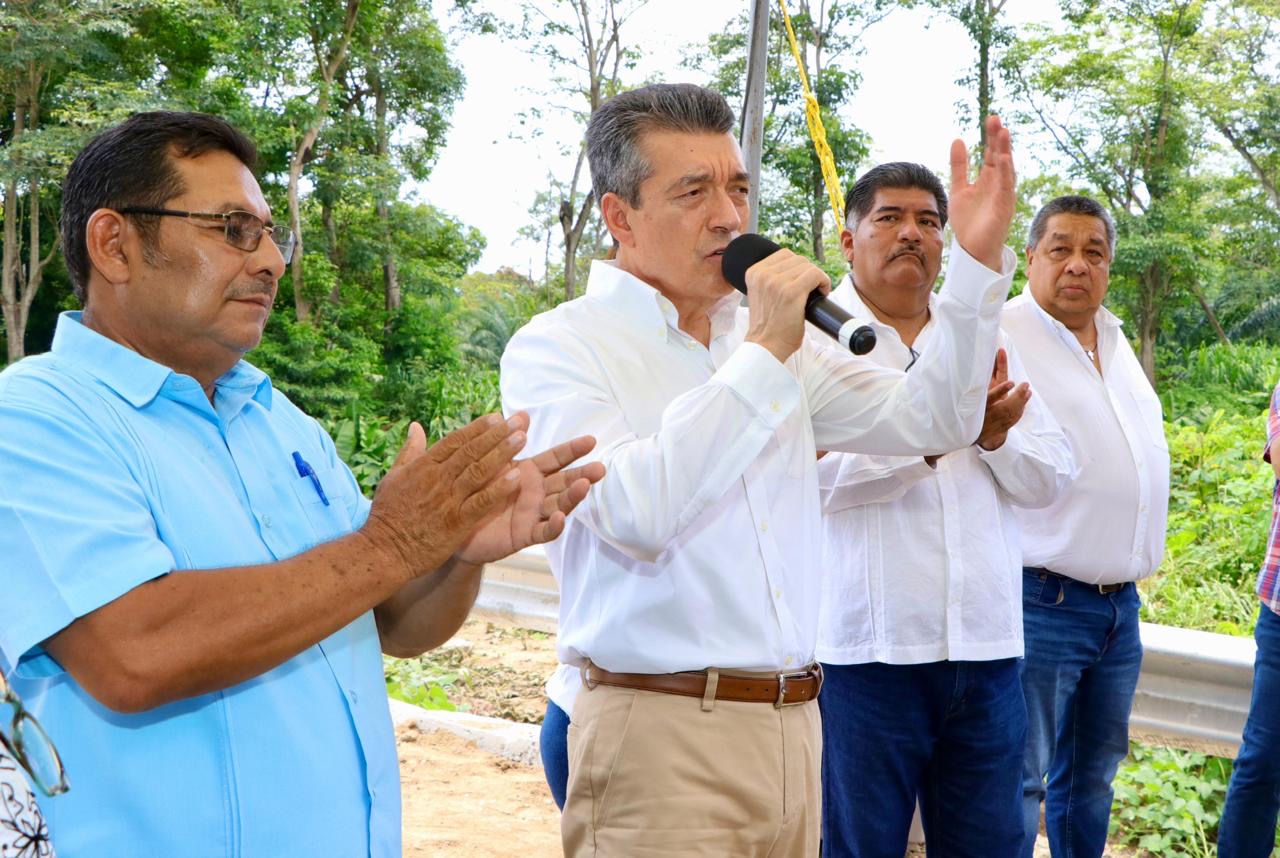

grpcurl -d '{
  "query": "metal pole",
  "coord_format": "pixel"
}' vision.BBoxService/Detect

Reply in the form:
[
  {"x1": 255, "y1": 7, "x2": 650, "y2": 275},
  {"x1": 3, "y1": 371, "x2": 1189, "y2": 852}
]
[{"x1": 740, "y1": 0, "x2": 769, "y2": 235}]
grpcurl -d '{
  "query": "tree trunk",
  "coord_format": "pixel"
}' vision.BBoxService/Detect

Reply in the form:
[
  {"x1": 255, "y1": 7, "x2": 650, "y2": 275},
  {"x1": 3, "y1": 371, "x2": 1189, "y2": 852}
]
[
  {"x1": 373, "y1": 71, "x2": 399, "y2": 314},
  {"x1": 2, "y1": 176, "x2": 22, "y2": 364},
  {"x1": 560, "y1": 199, "x2": 580, "y2": 303},
  {"x1": 976, "y1": 8, "x2": 991, "y2": 151},
  {"x1": 811, "y1": 167, "x2": 825, "y2": 262},
  {"x1": 2, "y1": 97, "x2": 26, "y2": 363},
  {"x1": 287, "y1": 0, "x2": 362, "y2": 323},
  {"x1": 1188, "y1": 279, "x2": 1230, "y2": 346},
  {"x1": 287, "y1": 146, "x2": 312, "y2": 321},
  {"x1": 1137, "y1": 263, "x2": 1163, "y2": 386}
]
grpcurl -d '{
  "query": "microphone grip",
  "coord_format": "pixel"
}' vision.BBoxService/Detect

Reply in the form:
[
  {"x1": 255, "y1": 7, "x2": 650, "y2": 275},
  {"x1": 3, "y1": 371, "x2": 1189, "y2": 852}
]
[{"x1": 805, "y1": 293, "x2": 877, "y2": 355}]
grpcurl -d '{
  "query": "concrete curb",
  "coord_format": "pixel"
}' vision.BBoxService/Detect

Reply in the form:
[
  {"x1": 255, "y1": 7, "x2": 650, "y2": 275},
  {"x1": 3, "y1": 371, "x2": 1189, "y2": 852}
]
[{"x1": 389, "y1": 698, "x2": 542, "y2": 767}]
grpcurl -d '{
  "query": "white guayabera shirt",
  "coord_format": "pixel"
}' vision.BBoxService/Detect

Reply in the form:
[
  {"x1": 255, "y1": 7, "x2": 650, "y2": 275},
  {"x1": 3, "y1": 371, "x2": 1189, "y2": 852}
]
[
  {"x1": 1000, "y1": 291, "x2": 1170, "y2": 585},
  {"x1": 815, "y1": 280, "x2": 1076, "y2": 667},
  {"x1": 501, "y1": 242, "x2": 1016, "y2": 716},
  {"x1": 0, "y1": 747, "x2": 54, "y2": 858}
]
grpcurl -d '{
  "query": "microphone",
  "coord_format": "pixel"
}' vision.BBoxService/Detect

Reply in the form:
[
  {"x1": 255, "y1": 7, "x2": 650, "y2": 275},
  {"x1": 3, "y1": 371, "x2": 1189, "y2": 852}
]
[{"x1": 721, "y1": 234, "x2": 877, "y2": 356}]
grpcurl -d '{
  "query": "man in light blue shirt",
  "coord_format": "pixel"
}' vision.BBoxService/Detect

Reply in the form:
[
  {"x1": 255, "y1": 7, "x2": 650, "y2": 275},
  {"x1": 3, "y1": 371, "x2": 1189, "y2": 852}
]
[{"x1": 0, "y1": 111, "x2": 603, "y2": 857}]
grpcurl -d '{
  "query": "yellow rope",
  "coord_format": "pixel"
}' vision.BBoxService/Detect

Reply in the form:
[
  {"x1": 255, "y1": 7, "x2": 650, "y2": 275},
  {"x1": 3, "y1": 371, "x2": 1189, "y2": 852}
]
[{"x1": 776, "y1": 0, "x2": 845, "y2": 227}]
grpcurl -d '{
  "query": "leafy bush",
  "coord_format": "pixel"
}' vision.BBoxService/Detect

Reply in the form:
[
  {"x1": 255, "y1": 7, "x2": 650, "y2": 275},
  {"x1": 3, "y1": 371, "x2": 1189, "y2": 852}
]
[
  {"x1": 1110, "y1": 744, "x2": 1232, "y2": 856},
  {"x1": 324, "y1": 364, "x2": 501, "y2": 495},
  {"x1": 383, "y1": 655, "x2": 459, "y2": 712},
  {"x1": 1140, "y1": 408, "x2": 1273, "y2": 635}
]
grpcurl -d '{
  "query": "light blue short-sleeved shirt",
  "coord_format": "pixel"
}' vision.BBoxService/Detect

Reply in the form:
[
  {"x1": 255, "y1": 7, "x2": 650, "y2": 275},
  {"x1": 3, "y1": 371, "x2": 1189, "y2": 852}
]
[{"x1": 0, "y1": 313, "x2": 399, "y2": 858}]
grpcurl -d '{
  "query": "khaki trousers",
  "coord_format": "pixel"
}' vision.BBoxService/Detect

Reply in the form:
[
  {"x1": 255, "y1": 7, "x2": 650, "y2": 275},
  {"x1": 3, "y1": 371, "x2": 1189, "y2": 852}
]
[{"x1": 561, "y1": 675, "x2": 822, "y2": 857}]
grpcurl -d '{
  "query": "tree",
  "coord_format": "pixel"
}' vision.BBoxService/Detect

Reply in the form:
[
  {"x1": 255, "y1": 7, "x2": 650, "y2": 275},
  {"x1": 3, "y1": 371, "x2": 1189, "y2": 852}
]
[
  {"x1": 0, "y1": 0, "x2": 136, "y2": 362},
  {"x1": 345, "y1": 0, "x2": 462, "y2": 316},
  {"x1": 691, "y1": 1, "x2": 888, "y2": 260},
  {"x1": 1006, "y1": 0, "x2": 1220, "y2": 382},
  {"x1": 913, "y1": 0, "x2": 1012, "y2": 152},
  {"x1": 1189, "y1": 0, "x2": 1280, "y2": 212},
  {"x1": 459, "y1": 0, "x2": 644, "y2": 301}
]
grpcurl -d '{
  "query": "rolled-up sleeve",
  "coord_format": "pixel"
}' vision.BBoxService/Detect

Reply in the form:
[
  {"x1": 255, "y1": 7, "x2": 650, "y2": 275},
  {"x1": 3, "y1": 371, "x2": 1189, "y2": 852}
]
[{"x1": 0, "y1": 396, "x2": 174, "y2": 673}]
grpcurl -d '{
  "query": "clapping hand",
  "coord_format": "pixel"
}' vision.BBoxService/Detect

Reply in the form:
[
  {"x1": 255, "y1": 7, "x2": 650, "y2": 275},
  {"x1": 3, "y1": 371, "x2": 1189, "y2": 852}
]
[{"x1": 976, "y1": 348, "x2": 1031, "y2": 451}]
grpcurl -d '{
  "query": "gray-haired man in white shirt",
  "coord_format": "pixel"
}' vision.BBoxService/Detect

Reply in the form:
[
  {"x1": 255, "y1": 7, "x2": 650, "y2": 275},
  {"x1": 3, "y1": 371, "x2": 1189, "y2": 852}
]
[
  {"x1": 501, "y1": 82, "x2": 1020, "y2": 857},
  {"x1": 815, "y1": 163, "x2": 1075, "y2": 858},
  {"x1": 1002, "y1": 195, "x2": 1170, "y2": 858}
]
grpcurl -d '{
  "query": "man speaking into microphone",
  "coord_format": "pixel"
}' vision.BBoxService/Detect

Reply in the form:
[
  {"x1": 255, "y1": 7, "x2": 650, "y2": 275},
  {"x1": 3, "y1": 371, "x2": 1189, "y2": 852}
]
[{"x1": 500, "y1": 82, "x2": 1019, "y2": 858}]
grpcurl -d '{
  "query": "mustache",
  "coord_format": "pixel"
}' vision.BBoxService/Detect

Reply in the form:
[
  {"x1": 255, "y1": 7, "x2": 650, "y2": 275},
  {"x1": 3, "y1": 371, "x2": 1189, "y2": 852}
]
[
  {"x1": 226, "y1": 283, "x2": 276, "y2": 302},
  {"x1": 889, "y1": 247, "x2": 925, "y2": 263}
]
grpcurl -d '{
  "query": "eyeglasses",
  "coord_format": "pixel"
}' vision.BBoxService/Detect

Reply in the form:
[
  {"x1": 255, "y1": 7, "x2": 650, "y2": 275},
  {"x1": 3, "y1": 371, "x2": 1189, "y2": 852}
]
[
  {"x1": 118, "y1": 207, "x2": 297, "y2": 264},
  {"x1": 0, "y1": 672, "x2": 69, "y2": 797}
]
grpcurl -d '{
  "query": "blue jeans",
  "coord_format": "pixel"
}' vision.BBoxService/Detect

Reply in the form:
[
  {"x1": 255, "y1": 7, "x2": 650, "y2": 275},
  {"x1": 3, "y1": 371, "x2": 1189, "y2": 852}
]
[
  {"x1": 819, "y1": 658, "x2": 1027, "y2": 858},
  {"x1": 1020, "y1": 568, "x2": 1143, "y2": 858},
  {"x1": 1219, "y1": 604, "x2": 1280, "y2": 857},
  {"x1": 540, "y1": 699, "x2": 570, "y2": 811}
]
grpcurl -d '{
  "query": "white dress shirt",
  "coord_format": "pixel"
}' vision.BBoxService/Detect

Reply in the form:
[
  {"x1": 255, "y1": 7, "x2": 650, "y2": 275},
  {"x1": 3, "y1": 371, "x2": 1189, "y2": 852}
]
[
  {"x1": 1000, "y1": 291, "x2": 1170, "y2": 585},
  {"x1": 500, "y1": 243, "x2": 1016, "y2": 714},
  {"x1": 816, "y1": 279, "x2": 1075, "y2": 666}
]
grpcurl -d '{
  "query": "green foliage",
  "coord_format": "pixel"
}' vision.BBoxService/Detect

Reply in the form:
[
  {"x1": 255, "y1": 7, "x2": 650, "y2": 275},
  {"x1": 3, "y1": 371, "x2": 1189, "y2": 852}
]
[
  {"x1": 1137, "y1": 343, "x2": 1279, "y2": 636},
  {"x1": 383, "y1": 654, "x2": 459, "y2": 712},
  {"x1": 1110, "y1": 744, "x2": 1233, "y2": 856}
]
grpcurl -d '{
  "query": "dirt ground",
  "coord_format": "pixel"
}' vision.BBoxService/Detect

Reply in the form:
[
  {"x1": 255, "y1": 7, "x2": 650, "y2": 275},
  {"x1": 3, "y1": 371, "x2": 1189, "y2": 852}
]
[
  {"x1": 395, "y1": 617, "x2": 1136, "y2": 858},
  {"x1": 399, "y1": 724, "x2": 561, "y2": 857}
]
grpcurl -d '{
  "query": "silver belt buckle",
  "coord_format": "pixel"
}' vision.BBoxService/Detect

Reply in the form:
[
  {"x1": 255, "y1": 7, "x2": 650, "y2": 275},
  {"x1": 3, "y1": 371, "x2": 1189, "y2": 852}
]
[{"x1": 774, "y1": 670, "x2": 814, "y2": 708}]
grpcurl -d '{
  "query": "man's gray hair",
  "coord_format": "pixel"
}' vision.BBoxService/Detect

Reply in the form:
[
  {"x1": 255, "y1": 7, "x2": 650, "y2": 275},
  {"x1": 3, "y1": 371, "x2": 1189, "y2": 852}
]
[
  {"x1": 586, "y1": 83, "x2": 735, "y2": 207},
  {"x1": 1027, "y1": 195, "x2": 1117, "y2": 253}
]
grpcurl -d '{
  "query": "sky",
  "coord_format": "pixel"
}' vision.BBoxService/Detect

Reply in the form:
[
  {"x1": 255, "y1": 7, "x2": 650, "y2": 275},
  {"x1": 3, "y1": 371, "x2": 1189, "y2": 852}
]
[{"x1": 418, "y1": 0, "x2": 1065, "y2": 277}]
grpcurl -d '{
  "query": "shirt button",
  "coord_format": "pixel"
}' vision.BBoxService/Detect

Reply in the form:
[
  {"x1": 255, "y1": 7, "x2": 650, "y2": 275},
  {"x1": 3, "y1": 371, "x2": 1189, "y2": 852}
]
[
  {"x1": 760, "y1": 521, "x2": 769, "y2": 532},
  {"x1": 770, "y1": 401, "x2": 781, "y2": 413},
  {"x1": 349, "y1": 690, "x2": 359, "y2": 705},
  {"x1": 262, "y1": 515, "x2": 273, "y2": 529},
  {"x1": 774, "y1": 588, "x2": 783, "y2": 599},
  {"x1": 785, "y1": 657, "x2": 795, "y2": 666}
]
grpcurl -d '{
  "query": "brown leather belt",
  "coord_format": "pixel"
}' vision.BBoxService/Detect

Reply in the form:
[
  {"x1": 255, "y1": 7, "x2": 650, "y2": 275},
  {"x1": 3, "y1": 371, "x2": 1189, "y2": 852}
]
[
  {"x1": 1031, "y1": 567, "x2": 1128, "y2": 595},
  {"x1": 581, "y1": 663, "x2": 823, "y2": 708}
]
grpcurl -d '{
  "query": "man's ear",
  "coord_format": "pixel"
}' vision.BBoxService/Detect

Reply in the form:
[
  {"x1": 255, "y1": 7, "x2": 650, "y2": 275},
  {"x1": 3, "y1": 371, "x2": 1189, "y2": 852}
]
[
  {"x1": 85, "y1": 209, "x2": 134, "y2": 285},
  {"x1": 839, "y1": 227, "x2": 855, "y2": 265},
  {"x1": 600, "y1": 192, "x2": 636, "y2": 249}
]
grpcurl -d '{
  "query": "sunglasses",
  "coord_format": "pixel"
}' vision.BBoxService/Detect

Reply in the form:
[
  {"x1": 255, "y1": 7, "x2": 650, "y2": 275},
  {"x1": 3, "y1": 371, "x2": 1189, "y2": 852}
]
[
  {"x1": 0, "y1": 672, "x2": 68, "y2": 797},
  {"x1": 118, "y1": 207, "x2": 297, "y2": 264}
]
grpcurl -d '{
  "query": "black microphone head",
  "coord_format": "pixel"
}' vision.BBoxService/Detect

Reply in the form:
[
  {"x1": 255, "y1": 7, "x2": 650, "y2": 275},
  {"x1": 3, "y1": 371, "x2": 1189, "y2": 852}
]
[
  {"x1": 850, "y1": 325, "x2": 878, "y2": 355},
  {"x1": 721, "y1": 233, "x2": 781, "y2": 294}
]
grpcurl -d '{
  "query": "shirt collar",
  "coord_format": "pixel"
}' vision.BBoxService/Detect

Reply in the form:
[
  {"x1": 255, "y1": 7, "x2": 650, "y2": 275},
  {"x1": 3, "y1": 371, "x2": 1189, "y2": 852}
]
[
  {"x1": 585, "y1": 259, "x2": 743, "y2": 342},
  {"x1": 50, "y1": 311, "x2": 273, "y2": 411},
  {"x1": 831, "y1": 274, "x2": 938, "y2": 351},
  {"x1": 1013, "y1": 290, "x2": 1123, "y2": 334}
]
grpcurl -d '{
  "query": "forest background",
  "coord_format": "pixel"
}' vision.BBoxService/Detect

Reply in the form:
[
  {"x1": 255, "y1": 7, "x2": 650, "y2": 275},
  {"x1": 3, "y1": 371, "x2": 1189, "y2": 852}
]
[{"x1": 2, "y1": 0, "x2": 1279, "y2": 852}]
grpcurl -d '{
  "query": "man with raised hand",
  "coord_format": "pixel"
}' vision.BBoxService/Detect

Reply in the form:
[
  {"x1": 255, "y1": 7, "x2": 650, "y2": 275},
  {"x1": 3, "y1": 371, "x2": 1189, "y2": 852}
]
[
  {"x1": 0, "y1": 111, "x2": 603, "y2": 857},
  {"x1": 1003, "y1": 195, "x2": 1170, "y2": 858},
  {"x1": 816, "y1": 162, "x2": 1074, "y2": 858},
  {"x1": 501, "y1": 82, "x2": 1019, "y2": 857}
]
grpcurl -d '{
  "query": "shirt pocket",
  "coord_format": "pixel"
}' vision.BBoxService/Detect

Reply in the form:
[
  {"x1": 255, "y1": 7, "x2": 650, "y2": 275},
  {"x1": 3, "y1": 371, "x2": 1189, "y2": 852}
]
[{"x1": 288, "y1": 465, "x2": 355, "y2": 545}]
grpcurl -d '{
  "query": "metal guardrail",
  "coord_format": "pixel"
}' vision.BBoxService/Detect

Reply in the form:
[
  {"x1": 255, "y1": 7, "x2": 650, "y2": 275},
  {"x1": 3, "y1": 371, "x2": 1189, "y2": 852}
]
[{"x1": 477, "y1": 550, "x2": 1259, "y2": 757}]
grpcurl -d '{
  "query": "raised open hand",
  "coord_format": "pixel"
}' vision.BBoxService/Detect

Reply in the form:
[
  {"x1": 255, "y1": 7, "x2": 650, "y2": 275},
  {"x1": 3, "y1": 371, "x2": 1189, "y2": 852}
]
[{"x1": 948, "y1": 115, "x2": 1017, "y2": 273}]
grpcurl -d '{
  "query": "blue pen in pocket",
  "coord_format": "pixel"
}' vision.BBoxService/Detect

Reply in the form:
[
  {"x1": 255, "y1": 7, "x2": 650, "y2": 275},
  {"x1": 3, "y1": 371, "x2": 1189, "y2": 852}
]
[{"x1": 292, "y1": 451, "x2": 330, "y2": 506}]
